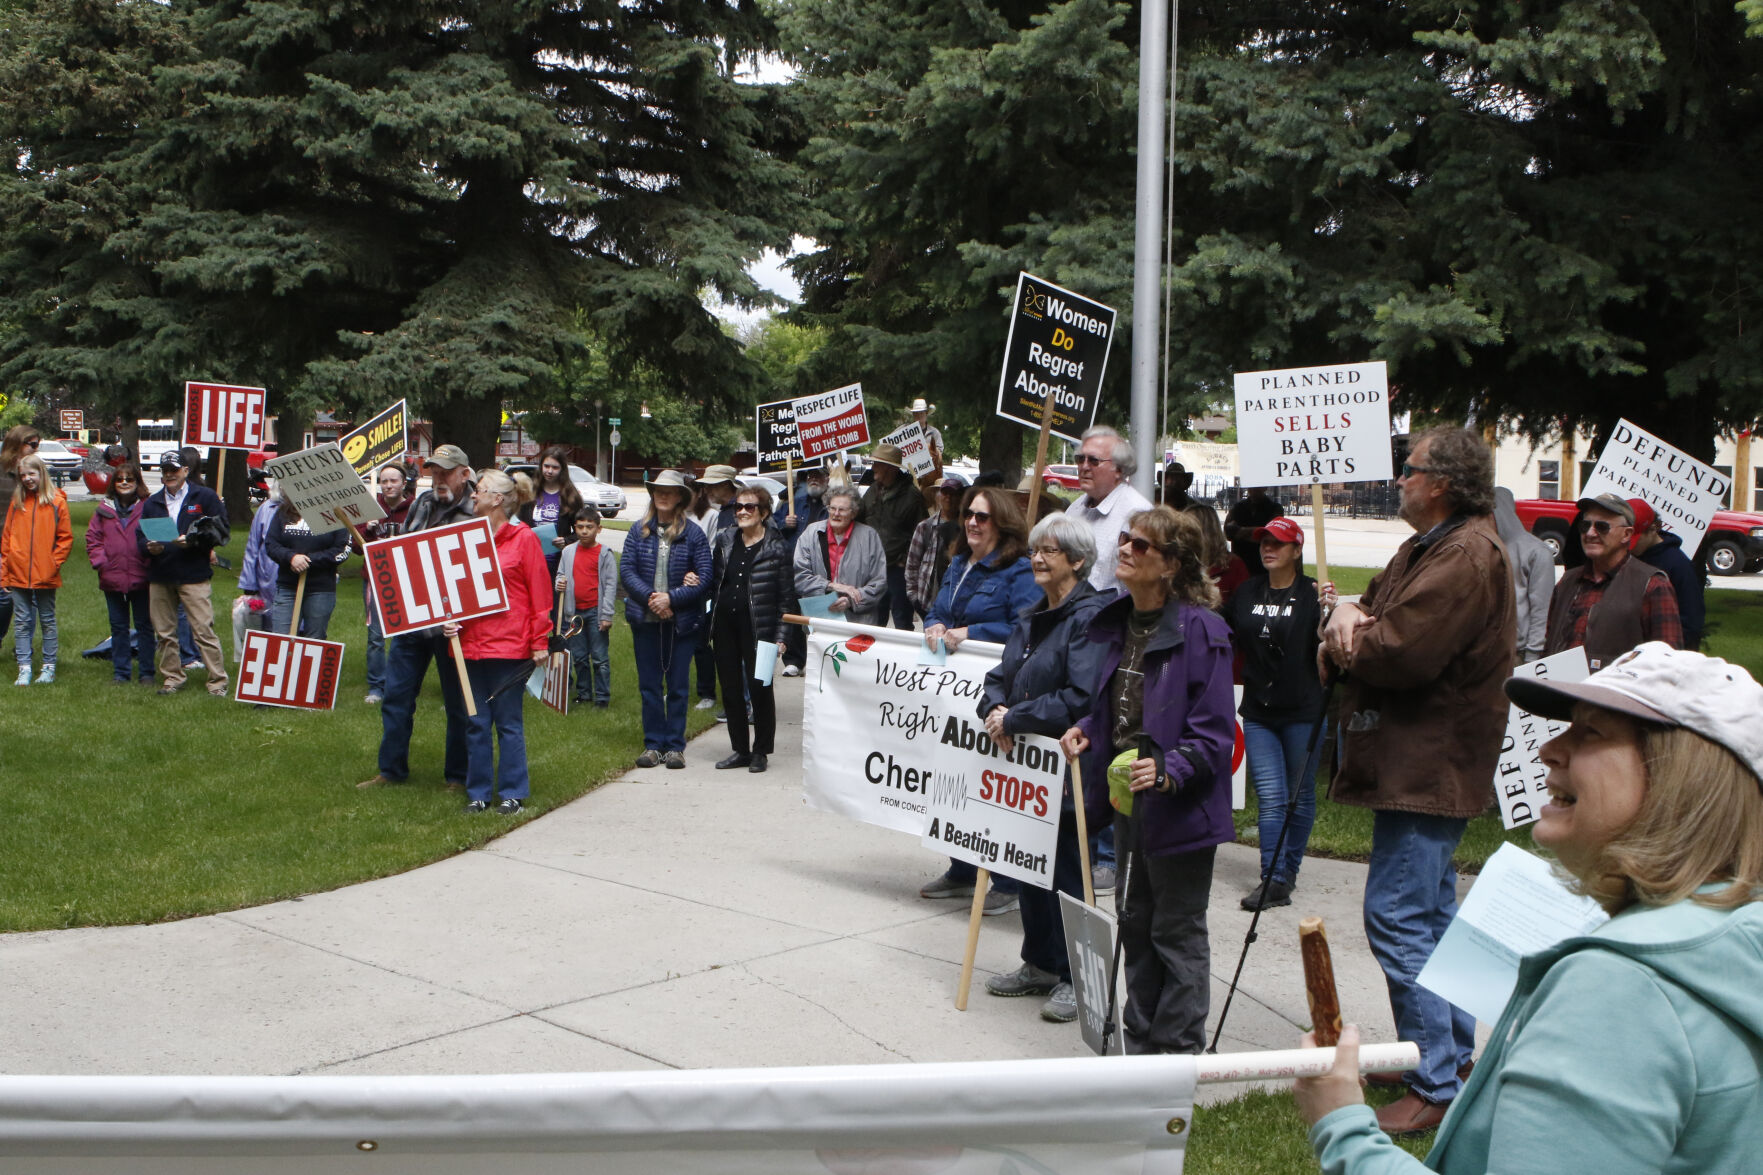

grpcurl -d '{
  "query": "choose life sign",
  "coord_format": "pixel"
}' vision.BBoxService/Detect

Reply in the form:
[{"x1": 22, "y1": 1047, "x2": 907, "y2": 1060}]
[
  {"x1": 234, "y1": 630, "x2": 344, "y2": 711},
  {"x1": 1580, "y1": 418, "x2": 1728, "y2": 552},
  {"x1": 184, "y1": 381, "x2": 267, "y2": 450},
  {"x1": 365, "y1": 518, "x2": 509, "y2": 636},
  {"x1": 995, "y1": 272, "x2": 1117, "y2": 444},
  {"x1": 1233, "y1": 362, "x2": 1394, "y2": 486}
]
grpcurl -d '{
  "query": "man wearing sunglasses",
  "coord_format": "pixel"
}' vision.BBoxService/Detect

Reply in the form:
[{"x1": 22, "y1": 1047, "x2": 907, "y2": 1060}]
[
  {"x1": 1543, "y1": 491, "x2": 1681, "y2": 669},
  {"x1": 1066, "y1": 425, "x2": 1152, "y2": 592}
]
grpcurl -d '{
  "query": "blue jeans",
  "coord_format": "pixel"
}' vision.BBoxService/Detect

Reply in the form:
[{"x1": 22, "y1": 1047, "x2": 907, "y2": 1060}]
[
  {"x1": 105, "y1": 588, "x2": 154, "y2": 680},
  {"x1": 10, "y1": 588, "x2": 56, "y2": 664},
  {"x1": 631, "y1": 621, "x2": 694, "y2": 752},
  {"x1": 364, "y1": 579, "x2": 389, "y2": 695},
  {"x1": 885, "y1": 565, "x2": 913, "y2": 630},
  {"x1": 1364, "y1": 810, "x2": 1477, "y2": 1102},
  {"x1": 464, "y1": 658, "x2": 532, "y2": 803},
  {"x1": 1245, "y1": 717, "x2": 1325, "y2": 885},
  {"x1": 271, "y1": 585, "x2": 337, "y2": 641},
  {"x1": 377, "y1": 631, "x2": 469, "y2": 783},
  {"x1": 567, "y1": 620, "x2": 611, "y2": 703},
  {"x1": 1094, "y1": 824, "x2": 1116, "y2": 869},
  {"x1": 176, "y1": 607, "x2": 198, "y2": 663}
]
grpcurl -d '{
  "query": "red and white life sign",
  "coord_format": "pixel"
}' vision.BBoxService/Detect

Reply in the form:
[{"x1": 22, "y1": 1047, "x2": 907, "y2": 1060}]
[
  {"x1": 365, "y1": 518, "x2": 509, "y2": 637},
  {"x1": 184, "y1": 381, "x2": 267, "y2": 450},
  {"x1": 234, "y1": 630, "x2": 344, "y2": 710},
  {"x1": 791, "y1": 382, "x2": 869, "y2": 461}
]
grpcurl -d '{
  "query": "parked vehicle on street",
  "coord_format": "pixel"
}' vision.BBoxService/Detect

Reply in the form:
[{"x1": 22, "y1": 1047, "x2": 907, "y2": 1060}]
[
  {"x1": 34, "y1": 439, "x2": 85, "y2": 479},
  {"x1": 1041, "y1": 463, "x2": 1081, "y2": 490},
  {"x1": 1514, "y1": 497, "x2": 1763, "y2": 575},
  {"x1": 503, "y1": 462, "x2": 626, "y2": 518}
]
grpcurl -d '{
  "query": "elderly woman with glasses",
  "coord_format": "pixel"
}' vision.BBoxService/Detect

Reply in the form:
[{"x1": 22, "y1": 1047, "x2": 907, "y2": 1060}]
[
  {"x1": 708, "y1": 484, "x2": 799, "y2": 774},
  {"x1": 919, "y1": 487, "x2": 1041, "y2": 912},
  {"x1": 793, "y1": 485, "x2": 888, "y2": 625},
  {"x1": 1059, "y1": 505, "x2": 1236, "y2": 1054},
  {"x1": 442, "y1": 470, "x2": 554, "y2": 815},
  {"x1": 975, "y1": 512, "x2": 1107, "y2": 1023}
]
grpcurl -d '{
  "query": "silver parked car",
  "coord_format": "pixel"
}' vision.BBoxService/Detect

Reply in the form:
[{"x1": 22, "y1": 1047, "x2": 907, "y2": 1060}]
[{"x1": 503, "y1": 463, "x2": 626, "y2": 518}]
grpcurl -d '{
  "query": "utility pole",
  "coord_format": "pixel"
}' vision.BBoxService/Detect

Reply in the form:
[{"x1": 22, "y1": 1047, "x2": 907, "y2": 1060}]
[{"x1": 1128, "y1": 0, "x2": 1171, "y2": 498}]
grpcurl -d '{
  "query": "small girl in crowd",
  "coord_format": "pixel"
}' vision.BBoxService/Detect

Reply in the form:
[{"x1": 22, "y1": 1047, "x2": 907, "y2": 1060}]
[
  {"x1": 85, "y1": 460, "x2": 156, "y2": 683},
  {"x1": 555, "y1": 506, "x2": 616, "y2": 707},
  {"x1": 1, "y1": 454, "x2": 73, "y2": 685}
]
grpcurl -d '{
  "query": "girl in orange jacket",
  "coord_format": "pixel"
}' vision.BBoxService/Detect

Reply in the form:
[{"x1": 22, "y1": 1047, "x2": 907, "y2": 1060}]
[{"x1": 1, "y1": 454, "x2": 74, "y2": 685}]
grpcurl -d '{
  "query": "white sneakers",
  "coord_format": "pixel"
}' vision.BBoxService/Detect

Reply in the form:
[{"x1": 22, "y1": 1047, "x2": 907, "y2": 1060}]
[{"x1": 14, "y1": 665, "x2": 30, "y2": 687}]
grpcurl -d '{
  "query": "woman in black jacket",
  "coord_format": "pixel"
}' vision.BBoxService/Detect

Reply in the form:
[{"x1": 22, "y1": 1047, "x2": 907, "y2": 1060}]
[
  {"x1": 1222, "y1": 516, "x2": 1333, "y2": 910},
  {"x1": 266, "y1": 500, "x2": 350, "y2": 639},
  {"x1": 709, "y1": 484, "x2": 798, "y2": 773},
  {"x1": 974, "y1": 512, "x2": 1105, "y2": 1024}
]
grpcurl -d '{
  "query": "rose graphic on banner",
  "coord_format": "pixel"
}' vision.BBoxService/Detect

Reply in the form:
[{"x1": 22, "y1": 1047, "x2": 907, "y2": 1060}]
[{"x1": 818, "y1": 632, "x2": 876, "y2": 685}]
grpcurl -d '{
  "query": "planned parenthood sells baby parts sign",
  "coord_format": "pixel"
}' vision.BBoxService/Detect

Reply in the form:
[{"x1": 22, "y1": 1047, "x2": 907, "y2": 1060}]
[
  {"x1": 234, "y1": 630, "x2": 344, "y2": 710},
  {"x1": 365, "y1": 518, "x2": 509, "y2": 637},
  {"x1": 1233, "y1": 361, "x2": 1394, "y2": 486}
]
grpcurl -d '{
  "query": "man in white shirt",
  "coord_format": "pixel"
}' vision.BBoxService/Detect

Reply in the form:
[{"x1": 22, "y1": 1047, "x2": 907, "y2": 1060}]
[{"x1": 1065, "y1": 425, "x2": 1152, "y2": 592}]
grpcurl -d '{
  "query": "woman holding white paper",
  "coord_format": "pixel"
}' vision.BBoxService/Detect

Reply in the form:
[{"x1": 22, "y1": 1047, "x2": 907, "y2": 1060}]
[
  {"x1": 708, "y1": 484, "x2": 796, "y2": 774},
  {"x1": 1297, "y1": 642, "x2": 1763, "y2": 1171}
]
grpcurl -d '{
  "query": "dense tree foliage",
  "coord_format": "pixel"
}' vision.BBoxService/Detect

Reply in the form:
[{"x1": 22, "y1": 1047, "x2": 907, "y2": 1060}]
[{"x1": 0, "y1": 0, "x2": 799, "y2": 462}]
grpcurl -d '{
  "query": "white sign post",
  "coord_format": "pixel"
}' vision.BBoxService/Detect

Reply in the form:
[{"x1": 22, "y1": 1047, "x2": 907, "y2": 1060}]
[
  {"x1": 1494, "y1": 648, "x2": 1590, "y2": 829},
  {"x1": 1233, "y1": 361, "x2": 1394, "y2": 583},
  {"x1": 1580, "y1": 418, "x2": 1728, "y2": 553}
]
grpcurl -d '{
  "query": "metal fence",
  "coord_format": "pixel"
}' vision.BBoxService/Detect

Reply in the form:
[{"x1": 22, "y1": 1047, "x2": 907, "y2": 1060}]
[{"x1": 1213, "y1": 482, "x2": 1403, "y2": 520}]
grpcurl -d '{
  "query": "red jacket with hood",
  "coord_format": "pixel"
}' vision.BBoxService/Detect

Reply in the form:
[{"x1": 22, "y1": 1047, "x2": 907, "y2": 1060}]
[{"x1": 460, "y1": 519, "x2": 554, "y2": 661}]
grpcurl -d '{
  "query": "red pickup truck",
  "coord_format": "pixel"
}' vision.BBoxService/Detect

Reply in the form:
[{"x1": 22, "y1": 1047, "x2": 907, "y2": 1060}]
[{"x1": 1514, "y1": 498, "x2": 1763, "y2": 576}]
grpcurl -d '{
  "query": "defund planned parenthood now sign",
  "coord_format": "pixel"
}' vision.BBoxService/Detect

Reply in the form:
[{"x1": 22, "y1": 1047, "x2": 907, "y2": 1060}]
[
  {"x1": 1233, "y1": 361, "x2": 1393, "y2": 486},
  {"x1": 1580, "y1": 418, "x2": 1728, "y2": 553}
]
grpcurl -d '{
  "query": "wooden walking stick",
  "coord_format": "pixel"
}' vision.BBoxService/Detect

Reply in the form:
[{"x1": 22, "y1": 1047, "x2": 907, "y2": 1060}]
[{"x1": 1300, "y1": 916, "x2": 1343, "y2": 1047}]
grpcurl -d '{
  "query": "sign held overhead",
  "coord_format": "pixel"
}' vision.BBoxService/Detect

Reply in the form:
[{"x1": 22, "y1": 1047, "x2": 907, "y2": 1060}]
[
  {"x1": 877, "y1": 421, "x2": 936, "y2": 479},
  {"x1": 1580, "y1": 418, "x2": 1728, "y2": 553},
  {"x1": 793, "y1": 383, "x2": 868, "y2": 461},
  {"x1": 995, "y1": 273, "x2": 1117, "y2": 444},
  {"x1": 184, "y1": 381, "x2": 267, "y2": 450},
  {"x1": 755, "y1": 398, "x2": 820, "y2": 475},
  {"x1": 1233, "y1": 361, "x2": 1393, "y2": 486}
]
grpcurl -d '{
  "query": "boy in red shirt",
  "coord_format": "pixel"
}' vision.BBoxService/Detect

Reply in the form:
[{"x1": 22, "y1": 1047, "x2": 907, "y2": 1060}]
[{"x1": 555, "y1": 508, "x2": 617, "y2": 707}]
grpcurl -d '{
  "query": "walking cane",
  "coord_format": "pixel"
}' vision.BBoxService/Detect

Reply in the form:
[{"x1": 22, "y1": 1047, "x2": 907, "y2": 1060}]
[{"x1": 1208, "y1": 674, "x2": 1339, "y2": 1053}]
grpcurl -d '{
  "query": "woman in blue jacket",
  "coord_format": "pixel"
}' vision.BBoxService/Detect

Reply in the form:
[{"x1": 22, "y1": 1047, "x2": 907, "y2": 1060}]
[
  {"x1": 1298, "y1": 643, "x2": 1763, "y2": 1169},
  {"x1": 621, "y1": 470, "x2": 712, "y2": 769},
  {"x1": 919, "y1": 487, "x2": 1041, "y2": 913}
]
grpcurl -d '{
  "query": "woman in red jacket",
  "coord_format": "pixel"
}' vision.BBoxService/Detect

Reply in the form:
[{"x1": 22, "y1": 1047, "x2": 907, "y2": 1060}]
[{"x1": 444, "y1": 470, "x2": 554, "y2": 815}]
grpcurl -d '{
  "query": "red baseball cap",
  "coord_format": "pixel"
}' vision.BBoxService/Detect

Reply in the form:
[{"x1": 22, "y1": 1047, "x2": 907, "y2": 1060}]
[
  {"x1": 1252, "y1": 517, "x2": 1305, "y2": 546},
  {"x1": 1628, "y1": 498, "x2": 1656, "y2": 532}
]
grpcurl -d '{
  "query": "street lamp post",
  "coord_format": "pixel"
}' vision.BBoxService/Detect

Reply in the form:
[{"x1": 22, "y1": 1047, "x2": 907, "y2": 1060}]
[{"x1": 595, "y1": 398, "x2": 604, "y2": 480}]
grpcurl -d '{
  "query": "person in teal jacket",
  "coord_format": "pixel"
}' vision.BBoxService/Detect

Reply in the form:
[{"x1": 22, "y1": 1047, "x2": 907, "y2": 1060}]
[{"x1": 1296, "y1": 642, "x2": 1763, "y2": 1173}]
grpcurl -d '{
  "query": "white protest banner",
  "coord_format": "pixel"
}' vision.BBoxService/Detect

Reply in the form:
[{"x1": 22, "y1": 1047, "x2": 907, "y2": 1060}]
[
  {"x1": 878, "y1": 421, "x2": 936, "y2": 479},
  {"x1": 1060, "y1": 892, "x2": 1124, "y2": 1056},
  {"x1": 1494, "y1": 648, "x2": 1590, "y2": 828},
  {"x1": 1580, "y1": 418, "x2": 1728, "y2": 553},
  {"x1": 263, "y1": 443, "x2": 388, "y2": 534},
  {"x1": 233, "y1": 630, "x2": 344, "y2": 711},
  {"x1": 364, "y1": 518, "x2": 508, "y2": 637},
  {"x1": 183, "y1": 381, "x2": 267, "y2": 450},
  {"x1": 792, "y1": 382, "x2": 869, "y2": 461},
  {"x1": 995, "y1": 272, "x2": 1118, "y2": 444},
  {"x1": 0, "y1": 1058, "x2": 1198, "y2": 1174},
  {"x1": 1232, "y1": 361, "x2": 1394, "y2": 487},
  {"x1": 802, "y1": 618, "x2": 1062, "y2": 888}
]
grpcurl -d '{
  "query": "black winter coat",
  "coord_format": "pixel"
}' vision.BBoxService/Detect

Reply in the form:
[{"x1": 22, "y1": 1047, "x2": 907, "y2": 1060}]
[
  {"x1": 710, "y1": 523, "x2": 799, "y2": 645},
  {"x1": 265, "y1": 504, "x2": 352, "y2": 592},
  {"x1": 978, "y1": 579, "x2": 1109, "y2": 737}
]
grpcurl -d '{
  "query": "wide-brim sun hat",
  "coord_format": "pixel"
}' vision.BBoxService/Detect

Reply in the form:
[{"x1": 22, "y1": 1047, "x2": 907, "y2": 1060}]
[
  {"x1": 695, "y1": 464, "x2": 739, "y2": 485},
  {"x1": 871, "y1": 443, "x2": 905, "y2": 470},
  {"x1": 910, "y1": 398, "x2": 933, "y2": 414},
  {"x1": 649, "y1": 469, "x2": 692, "y2": 493}
]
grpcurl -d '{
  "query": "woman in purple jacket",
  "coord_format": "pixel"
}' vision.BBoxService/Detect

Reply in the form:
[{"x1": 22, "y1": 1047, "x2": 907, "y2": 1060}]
[
  {"x1": 85, "y1": 462, "x2": 155, "y2": 684},
  {"x1": 1060, "y1": 504, "x2": 1236, "y2": 1054}
]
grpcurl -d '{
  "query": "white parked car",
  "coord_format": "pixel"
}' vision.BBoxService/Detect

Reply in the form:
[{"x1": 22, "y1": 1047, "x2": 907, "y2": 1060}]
[{"x1": 503, "y1": 463, "x2": 626, "y2": 518}]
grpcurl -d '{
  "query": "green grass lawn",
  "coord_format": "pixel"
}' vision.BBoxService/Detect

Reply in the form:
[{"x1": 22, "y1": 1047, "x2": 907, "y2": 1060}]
[{"x1": 0, "y1": 500, "x2": 715, "y2": 932}]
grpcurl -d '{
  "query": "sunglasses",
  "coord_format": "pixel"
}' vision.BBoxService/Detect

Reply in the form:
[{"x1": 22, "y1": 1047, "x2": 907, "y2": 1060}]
[
  {"x1": 1399, "y1": 462, "x2": 1435, "y2": 478},
  {"x1": 733, "y1": 502, "x2": 762, "y2": 514},
  {"x1": 1576, "y1": 518, "x2": 1624, "y2": 535},
  {"x1": 962, "y1": 509, "x2": 993, "y2": 524},
  {"x1": 1116, "y1": 533, "x2": 1156, "y2": 556},
  {"x1": 24, "y1": 438, "x2": 40, "y2": 448},
  {"x1": 1075, "y1": 454, "x2": 1111, "y2": 467}
]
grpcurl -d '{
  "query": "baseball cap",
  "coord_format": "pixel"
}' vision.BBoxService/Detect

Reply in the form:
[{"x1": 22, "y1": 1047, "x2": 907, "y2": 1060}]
[
  {"x1": 424, "y1": 444, "x2": 472, "y2": 470},
  {"x1": 1628, "y1": 498, "x2": 1657, "y2": 532},
  {"x1": 1575, "y1": 492, "x2": 1635, "y2": 526},
  {"x1": 159, "y1": 450, "x2": 189, "y2": 470},
  {"x1": 938, "y1": 476, "x2": 964, "y2": 491},
  {"x1": 1505, "y1": 642, "x2": 1763, "y2": 787},
  {"x1": 1252, "y1": 517, "x2": 1305, "y2": 546}
]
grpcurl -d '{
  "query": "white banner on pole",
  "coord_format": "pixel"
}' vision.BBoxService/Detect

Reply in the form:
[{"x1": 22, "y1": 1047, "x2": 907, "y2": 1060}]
[
  {"x1": 1580, "y1": 417, "x2": 1728, "y2": 553},
  {"x1": 877, "y1": 421, "x2": 936, "y2": 478},
  {"x1": 1494, "y1": 648, "x2": 1590, "y2": 829},
  {"x1": 0, "y1": 1058, "x2": 1196, "y2": 1173},
  {"x1": 1232, "y1": 361, "x2": 1393, "y2": 487}
]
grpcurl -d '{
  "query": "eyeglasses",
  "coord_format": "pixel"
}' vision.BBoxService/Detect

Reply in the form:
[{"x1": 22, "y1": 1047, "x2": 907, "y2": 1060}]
[
  {"x1": 734, "y1": 502, "x2": 761, "y2": 514},
  {"x1": 1576, "y1": 518, "x2": 1624, "y2": 535},
  {"x1": 1075, "y1": 454, "x2": 1111, "y2": 467},
  {"x1": 963, "y1": 509, "x2": 993, "y2": 524},
  {"x1": 1031, "y1": 544, "x2": 1066, "y2": 558},
  {"x1": 1117, "y1": 533, "x2": 1156, "y2": 556},
  {"x1": 1399, "y1": 462, "x2": 1435, "y2": 478}
]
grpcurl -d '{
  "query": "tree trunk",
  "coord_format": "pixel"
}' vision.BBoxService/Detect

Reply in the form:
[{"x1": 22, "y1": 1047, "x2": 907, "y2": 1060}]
[
  {"x1": 426, "y1": 395, "x2": 503, "y2": 472},
  {"x1": 978, "y1": 414, "x2": 1024, "y2": 486}
]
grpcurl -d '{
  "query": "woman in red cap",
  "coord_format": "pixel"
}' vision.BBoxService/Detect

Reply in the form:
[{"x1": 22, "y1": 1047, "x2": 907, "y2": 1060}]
[{"x1": 1223, "y1": 516, "x2": 1334, "y2": 909}]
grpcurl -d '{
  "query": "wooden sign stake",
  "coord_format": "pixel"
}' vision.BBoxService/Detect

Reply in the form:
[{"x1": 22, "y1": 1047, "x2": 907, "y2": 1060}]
[
  {"x1": 1299, "y1": 915, "x2": 1343, "y2": 1047},
  {"x1": 954, "y1": 867, "x2": 991, "y2": 1010},
  {"x1": 1072, "y1": 759, "x2": 1095, "y2": 907},
  {"x1": 1024, "y1": 393, "x2": 1057, "y2": 521},
  {"x1": 214, "y1": 449, "x2": 228, "y2": 502},
  {"x1": 287, "y1": 569, "x2": 307, "y2": 637},
  {"x1": 1309, "y1": 484, "x2": 1330, "y2": 586},
  {"x1": 785, "y1": 453, "x2": 795, "y2": 522}
]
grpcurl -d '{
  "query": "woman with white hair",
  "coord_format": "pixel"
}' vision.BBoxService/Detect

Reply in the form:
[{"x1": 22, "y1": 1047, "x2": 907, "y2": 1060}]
[
  {"x1": 1298, "y1": 643, "x2": 1763, "y2": 1170},
  {"x1": 976, "y1": 512, "x2": 1106, "y2": 1024},
  {"x1": 444, "y1": 469, "x2": 553, "y2": 814}
]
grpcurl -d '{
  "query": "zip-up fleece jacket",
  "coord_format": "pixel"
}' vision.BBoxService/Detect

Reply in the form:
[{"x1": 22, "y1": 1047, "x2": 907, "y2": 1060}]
[
  {"x1": 557, "y1": 539, "x2": 618, "y2": 630},
  {"x1": 86, "y1": 498, "x2": 152, "y2": 593},
  {"x1": 2, "y1": 491, "x2": 73, "y2": 590},
  {"x1": 137, "y1": 484, "x2": 229, "y2": 584},
  {"x1": 459, "y1": 520, "x2": 553, "y2": 661}
]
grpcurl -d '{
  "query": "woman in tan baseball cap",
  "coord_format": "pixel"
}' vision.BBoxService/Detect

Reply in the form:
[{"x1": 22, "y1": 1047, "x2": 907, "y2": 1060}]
[{"x1": 1298, "y1": 642, "x2": 1763, "y2": 1171}]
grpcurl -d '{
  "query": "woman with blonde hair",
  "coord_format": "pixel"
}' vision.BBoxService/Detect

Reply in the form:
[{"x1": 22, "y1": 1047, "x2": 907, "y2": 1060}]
[
  {"x1": 0, "y1": 424, "x2": 45, "y2": 647},
  {"x1": 1298, "y1": 641, "x2": 1763, "y2": 1171},
  {"x1": 1059, "y1": 505, "x2": 1235, "y2": 1053},
  {"x1": 1, "y1": 454, "x2": 73, "y2": 684},
  {"x1": 620, "y1": 470, "x2": 712, "y2": 768},
  {"x1": 443, "y1": 469, "x2": 553, "y2": 814}
]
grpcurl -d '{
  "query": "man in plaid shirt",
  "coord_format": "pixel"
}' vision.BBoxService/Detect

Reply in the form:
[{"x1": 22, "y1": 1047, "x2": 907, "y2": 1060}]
[{"x1": 1543, "y1": 492, "x2": 1682, "y2": 669}]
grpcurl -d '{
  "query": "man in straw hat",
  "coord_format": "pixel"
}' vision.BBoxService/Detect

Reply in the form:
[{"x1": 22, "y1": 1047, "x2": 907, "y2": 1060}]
[
  {"x1": 909, "y1": 398, "x2": 943, "y2": 476},
  {"x1": 858, "y1": 442, "x2": 927, "y2": 630}
]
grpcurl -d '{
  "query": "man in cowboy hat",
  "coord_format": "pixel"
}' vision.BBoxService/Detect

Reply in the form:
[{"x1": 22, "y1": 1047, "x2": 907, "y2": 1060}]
[
  {"x1": 859, "y1": 442, "x2": 928, "y2": 630},
  {"x1": 909, "y1": 398, "x2": 944, "y2": 477},
  {"x1": 694, "y1": 464, "x2": 742, "y2": 541}
]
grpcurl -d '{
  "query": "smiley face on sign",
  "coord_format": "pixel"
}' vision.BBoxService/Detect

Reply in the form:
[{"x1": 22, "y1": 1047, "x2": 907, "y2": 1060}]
[{"x1": 342, "y1": 434, "x2": 369, "y2": 465}]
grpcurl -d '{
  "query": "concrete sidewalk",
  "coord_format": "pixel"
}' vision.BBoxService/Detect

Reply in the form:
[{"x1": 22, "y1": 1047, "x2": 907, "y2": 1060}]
[{"x1": 2, "y1": 677, "x2": 1429, "y2": 1103}]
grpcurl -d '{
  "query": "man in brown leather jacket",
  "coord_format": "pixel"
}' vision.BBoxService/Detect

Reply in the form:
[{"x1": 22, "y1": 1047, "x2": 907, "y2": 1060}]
[
  {"x1": 1543, "y1": 492, "x2": 1681, "y2": 670},
  {"x1": 1320, "y1": 426, "x2": 1516, "y2": 1137}
]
